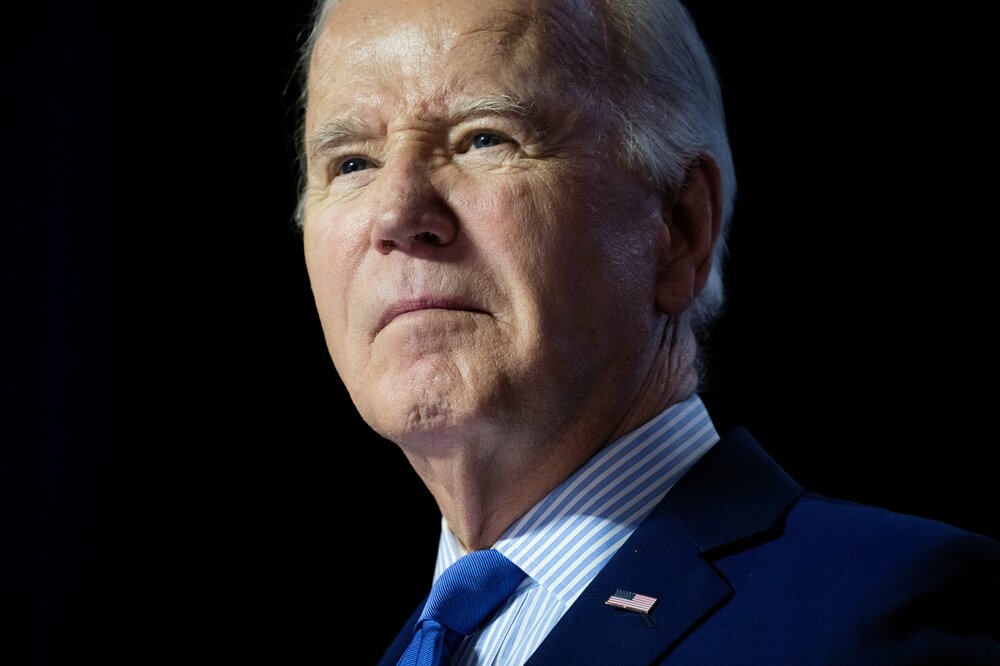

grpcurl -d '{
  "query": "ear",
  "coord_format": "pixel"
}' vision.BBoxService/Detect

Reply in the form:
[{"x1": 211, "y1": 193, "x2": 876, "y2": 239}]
[{"x1": 655, "y1": 156, "x2": 723, "y2": 316}]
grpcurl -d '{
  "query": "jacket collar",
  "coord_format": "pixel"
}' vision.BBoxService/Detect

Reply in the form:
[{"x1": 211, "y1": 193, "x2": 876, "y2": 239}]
[{"x1": 524, "y1": 426, "x2": 802, "y2": 665}]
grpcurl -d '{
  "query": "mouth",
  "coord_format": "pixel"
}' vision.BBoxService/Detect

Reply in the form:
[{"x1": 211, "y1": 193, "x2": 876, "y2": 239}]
[{"x1": 376, "y1": 298, "x2": 489, "y2": 335}]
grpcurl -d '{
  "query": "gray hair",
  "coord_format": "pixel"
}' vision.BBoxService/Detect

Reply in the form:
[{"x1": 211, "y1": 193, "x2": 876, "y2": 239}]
[{"x1": 295, "y1": 0, "x2": 736, "y2": 332}]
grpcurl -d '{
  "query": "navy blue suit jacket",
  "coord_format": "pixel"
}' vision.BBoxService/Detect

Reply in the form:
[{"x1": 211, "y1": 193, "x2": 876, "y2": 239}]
[{"x1": 379, "y1": 427, "x2": 1000, "y2": 664}]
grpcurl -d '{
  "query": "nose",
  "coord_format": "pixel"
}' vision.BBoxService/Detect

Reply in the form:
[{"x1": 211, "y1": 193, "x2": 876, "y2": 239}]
[{"x1": 370, "y1": 157, "x2": 457, "y2": 255}]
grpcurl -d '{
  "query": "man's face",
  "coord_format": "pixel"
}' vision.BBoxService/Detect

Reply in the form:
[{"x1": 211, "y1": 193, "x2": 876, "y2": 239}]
[{"x1": 303, "y1": 0, "x2": 665, "y2": 449}]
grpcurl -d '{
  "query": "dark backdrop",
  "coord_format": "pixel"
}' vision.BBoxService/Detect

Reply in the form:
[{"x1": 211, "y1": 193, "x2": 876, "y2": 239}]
[{"x1": 6, "y1": 2, "x2": 995, "y2": 663}]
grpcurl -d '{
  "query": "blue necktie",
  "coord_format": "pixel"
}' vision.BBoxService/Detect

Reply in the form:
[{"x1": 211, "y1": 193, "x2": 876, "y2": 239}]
[{"x1": 397, "y1": 549, "x2": 525, "y2": 666}]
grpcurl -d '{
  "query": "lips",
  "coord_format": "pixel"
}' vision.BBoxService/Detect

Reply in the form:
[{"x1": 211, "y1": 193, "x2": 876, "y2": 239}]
[{"x1": 375, "y1": 298, "x2": 488, "y2": 334}]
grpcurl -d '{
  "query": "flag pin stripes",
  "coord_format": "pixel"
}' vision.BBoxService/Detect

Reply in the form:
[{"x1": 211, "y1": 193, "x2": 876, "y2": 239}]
[{"x1": 605, "y1": 589, "x2": 658, "y2": 615}]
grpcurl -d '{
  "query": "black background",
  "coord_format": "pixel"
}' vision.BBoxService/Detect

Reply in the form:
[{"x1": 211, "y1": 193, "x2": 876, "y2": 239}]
[{"x1": 5, "y1": 2, "x2": 996, "y2": 663}]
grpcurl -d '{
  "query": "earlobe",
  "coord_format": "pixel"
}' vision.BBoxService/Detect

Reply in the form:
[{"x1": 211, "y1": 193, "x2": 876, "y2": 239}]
[{"x1": 654, "y1": 156, "x2": 723, "y2": 316}]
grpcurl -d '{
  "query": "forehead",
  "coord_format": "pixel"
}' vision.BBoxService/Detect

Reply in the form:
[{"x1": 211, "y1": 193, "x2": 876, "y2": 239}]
[{"x1": 307, "y1": 0, "x2": 604, "y2": 121}]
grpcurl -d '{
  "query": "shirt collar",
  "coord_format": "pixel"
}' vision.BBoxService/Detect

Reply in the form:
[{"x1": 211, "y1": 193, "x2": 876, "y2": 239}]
[{"x1": 433, "y1": 393, "x2": 719, "y2": 606}]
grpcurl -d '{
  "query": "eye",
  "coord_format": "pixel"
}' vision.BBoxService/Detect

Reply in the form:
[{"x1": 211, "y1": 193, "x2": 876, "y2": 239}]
[
  {"x1": 338, "y1": 157, "x2": 370, "y2": 175},
  {"x1": 470, "y1": 132, "x2": 507, "y2": 150}
]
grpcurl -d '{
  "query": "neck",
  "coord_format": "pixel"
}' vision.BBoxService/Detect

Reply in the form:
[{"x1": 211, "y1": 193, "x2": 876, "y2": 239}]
[{"x1": 404, "y1": 317, "x2": 699, "y2": 552}]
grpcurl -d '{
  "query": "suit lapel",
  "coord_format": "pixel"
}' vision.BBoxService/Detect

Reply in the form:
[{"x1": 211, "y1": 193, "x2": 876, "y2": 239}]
[
  {"x1": 524, "y1": 496, "x2": 732, "y2": 665},
  {"x1": 664, "y1": 426, "x2": 803, "y2": 555},
  {"x1": 527, "y1": 426, "x2": 802, "y2": 665}
]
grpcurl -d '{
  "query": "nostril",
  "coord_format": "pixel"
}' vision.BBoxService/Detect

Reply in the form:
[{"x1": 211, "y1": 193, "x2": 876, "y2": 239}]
[
  {"x1": 377, "y1": 233, "x2": 441, "y2": 254},
  {"x1": 413, "y1": 231, "x2": 440, "y2": 244}
]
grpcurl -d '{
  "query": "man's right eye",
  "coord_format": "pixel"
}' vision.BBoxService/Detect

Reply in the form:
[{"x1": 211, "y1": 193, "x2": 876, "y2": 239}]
[{"x1": 338, "y1": 157, "x2": 369, "y2": 175}]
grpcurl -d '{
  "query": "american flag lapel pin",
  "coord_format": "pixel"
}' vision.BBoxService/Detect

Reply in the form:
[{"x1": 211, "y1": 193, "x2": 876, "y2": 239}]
[{"x1": 605, "y1": 589, "x2": 658, "y2": 615}]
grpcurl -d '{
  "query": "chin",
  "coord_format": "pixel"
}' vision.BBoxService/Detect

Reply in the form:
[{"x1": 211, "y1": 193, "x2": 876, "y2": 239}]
[{"x1": 356, "y1": 379, "x2": 502, "y2": 451}]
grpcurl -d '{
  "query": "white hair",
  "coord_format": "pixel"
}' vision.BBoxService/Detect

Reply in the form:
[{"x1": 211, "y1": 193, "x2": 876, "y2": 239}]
[
  {"x1": 596, "y1": 0, "x2": 736, "y2": 330},
  {"x1": 295, "y1": 0, "x2": 736, "y2": 332}
]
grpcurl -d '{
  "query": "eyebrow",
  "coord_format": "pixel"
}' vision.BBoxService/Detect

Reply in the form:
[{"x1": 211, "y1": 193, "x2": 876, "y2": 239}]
[
  {"x1": 308, "y1": 117, "x2": 378, "y2": 162},
  {"x1": 307, "y1": 94, "x2": 537, "y2": 162},
  {"x1": 449, "y1": 93, "x2": 535, "y2": 123}
]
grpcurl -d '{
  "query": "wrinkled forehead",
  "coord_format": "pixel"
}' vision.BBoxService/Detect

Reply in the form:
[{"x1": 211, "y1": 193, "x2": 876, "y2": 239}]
[{"x1": 307, "y1": 0, "x2": 606, "y2": 119}]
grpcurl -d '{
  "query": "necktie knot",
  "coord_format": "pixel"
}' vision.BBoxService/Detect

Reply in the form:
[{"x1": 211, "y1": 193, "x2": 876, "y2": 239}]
[{"x1": 399, "y1": 549, "x2": 524, "y2": 666}]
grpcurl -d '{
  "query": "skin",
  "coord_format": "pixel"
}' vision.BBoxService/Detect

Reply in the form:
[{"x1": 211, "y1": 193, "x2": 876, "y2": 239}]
[{"x1": 303, "y1": 0, "x2": 721, "y2": 551}]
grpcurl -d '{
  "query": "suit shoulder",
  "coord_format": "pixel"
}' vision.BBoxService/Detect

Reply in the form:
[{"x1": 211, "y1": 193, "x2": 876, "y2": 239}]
[
  {"x1": 790, "y1": 490, "x2": 999, "y2": 557},
  {"x1": 697, "y1": 491, "x2": 1000, "y2": 664},
  {"x1": 768, "y1": 494, "x2": 1000, "y2": 664},
  {"x1": 774, "y1": 490, "x2": 1000, "y2": 628},
  {"x1": 719, "y1": 488, "x2": 999, "y2": 590}
]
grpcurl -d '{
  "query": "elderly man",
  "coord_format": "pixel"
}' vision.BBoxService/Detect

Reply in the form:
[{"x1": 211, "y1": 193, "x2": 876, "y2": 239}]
[{"x1": 298, "y1": 0, "x2": 999, "y2": 663}]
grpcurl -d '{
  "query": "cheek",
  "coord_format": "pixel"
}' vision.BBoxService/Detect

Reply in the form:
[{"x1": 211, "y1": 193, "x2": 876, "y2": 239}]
[
  {"x1": 469, "y1": 170, "x2": 658, "y2": 332},
  {"x1": 302, "y1": 204, "x2": 371, "y2": 356},
  {"x1": 449, "y1": 177, "x2": 564, "y2": 314},
  {"x1": 451, "y1": 173, "x2": 571, "y2": 261},
  {"x1": 471, "y1": 174, "x2": 625, "y2": 285}
]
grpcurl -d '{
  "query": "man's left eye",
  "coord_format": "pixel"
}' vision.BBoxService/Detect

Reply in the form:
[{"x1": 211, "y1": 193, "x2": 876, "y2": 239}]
[{"x1": 471, "y1": 133, "x2": 507, "y2": 149}]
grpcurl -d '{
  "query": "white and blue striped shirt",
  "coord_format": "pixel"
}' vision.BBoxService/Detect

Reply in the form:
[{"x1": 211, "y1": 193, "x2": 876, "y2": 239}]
[{"x1": 431, "y1": 393, "x2": 720, "y2": 665}]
